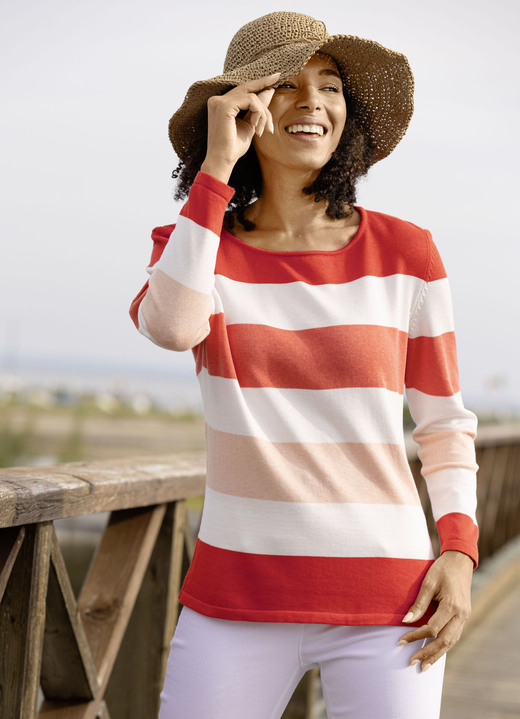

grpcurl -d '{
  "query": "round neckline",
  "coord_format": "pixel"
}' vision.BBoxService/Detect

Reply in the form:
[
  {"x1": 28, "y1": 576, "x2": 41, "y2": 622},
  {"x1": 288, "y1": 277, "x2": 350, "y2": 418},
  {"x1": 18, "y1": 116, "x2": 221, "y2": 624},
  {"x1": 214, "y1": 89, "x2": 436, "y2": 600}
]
[{"x1": 221, "y1": 206, "x2": 366, "y2": 256}]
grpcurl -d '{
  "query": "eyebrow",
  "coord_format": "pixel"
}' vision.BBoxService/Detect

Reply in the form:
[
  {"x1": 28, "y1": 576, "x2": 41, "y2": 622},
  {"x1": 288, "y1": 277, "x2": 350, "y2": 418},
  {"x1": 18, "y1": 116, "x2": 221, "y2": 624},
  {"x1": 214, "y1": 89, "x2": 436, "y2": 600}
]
[{"x1": 319, "y1": 69, "x2": 343, "y2": 82}]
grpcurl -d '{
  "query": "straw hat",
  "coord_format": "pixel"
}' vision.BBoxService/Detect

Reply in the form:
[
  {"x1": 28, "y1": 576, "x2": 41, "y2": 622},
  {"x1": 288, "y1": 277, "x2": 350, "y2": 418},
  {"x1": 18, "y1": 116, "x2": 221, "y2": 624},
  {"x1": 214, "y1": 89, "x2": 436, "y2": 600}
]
[{"x1": 168, "y1": 11, "x2": 414, "y2": 165}]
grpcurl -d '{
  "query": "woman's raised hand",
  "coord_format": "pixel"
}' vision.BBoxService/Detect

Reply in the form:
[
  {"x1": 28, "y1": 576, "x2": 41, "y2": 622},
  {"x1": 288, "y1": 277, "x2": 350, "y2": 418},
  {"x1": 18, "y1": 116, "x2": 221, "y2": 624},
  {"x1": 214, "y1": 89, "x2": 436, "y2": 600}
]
[{"x1": 201, "y1": 73, "x2": 280, "y2": 184}]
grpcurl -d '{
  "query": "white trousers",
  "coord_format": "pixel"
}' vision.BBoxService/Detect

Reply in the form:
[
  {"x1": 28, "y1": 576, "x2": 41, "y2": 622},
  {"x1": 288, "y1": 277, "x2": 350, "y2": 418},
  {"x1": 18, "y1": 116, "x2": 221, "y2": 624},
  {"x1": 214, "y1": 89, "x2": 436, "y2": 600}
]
[{"x1": 159, "y1": 607, "x2": 445, "y2": 719}]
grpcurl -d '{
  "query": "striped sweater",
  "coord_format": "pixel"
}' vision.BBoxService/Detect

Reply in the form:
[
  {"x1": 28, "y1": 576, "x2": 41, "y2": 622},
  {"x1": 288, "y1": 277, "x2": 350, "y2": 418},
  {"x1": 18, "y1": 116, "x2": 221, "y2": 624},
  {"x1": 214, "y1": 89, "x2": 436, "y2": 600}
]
[{"x1": 130, "y1": 171, "x2": 478, "y2": 626}]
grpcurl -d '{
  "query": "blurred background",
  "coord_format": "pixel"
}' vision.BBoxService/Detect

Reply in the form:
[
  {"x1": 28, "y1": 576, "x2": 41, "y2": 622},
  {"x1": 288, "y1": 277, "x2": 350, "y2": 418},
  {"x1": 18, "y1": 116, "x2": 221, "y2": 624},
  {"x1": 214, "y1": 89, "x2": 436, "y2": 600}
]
[
  {"x1": 1, "y1": 2, "x2": 519, "y2": 717},
  {"x1": 1, "y1": 0, "x2": 519, "y2": 467}
]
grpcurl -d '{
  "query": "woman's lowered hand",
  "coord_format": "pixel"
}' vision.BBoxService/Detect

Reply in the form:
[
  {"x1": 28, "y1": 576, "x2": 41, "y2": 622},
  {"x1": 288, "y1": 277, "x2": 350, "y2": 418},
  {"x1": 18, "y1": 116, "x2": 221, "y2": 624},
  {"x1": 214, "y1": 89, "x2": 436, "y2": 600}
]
[{"x1": 397, "y1": 550, "x2": 474, "y2": 671}]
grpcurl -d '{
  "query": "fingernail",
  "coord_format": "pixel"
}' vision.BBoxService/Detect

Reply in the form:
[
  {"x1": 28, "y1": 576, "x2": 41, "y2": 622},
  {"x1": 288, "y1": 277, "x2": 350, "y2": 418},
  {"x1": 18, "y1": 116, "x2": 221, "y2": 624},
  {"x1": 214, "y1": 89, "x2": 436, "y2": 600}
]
[
  {"x1": 402, "y1": 612, "x2": 414, "y2": 623},
  {"x1": 397, "y1": 640, "x2": 407, "y2": 646},
  {"x1": 422, "y1": 663, "x2": 432, "y2": 673},
  {"x1": 410, "y1": 660, "x2": 420, "y2": 667}
]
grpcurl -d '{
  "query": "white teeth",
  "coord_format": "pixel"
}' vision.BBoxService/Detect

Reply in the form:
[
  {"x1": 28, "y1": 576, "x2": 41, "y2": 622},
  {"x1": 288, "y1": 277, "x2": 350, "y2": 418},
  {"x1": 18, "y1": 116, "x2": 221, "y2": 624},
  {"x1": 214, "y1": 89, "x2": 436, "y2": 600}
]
[{"x1": 286, "y1": 124, "x2": 324, "y2": 136}]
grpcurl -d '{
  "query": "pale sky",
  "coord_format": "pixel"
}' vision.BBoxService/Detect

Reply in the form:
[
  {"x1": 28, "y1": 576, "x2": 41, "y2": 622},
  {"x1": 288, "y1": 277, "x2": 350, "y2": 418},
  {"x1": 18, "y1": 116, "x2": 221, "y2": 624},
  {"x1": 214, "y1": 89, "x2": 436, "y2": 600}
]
[{"x1": 1, "y1": 0, "x2": 519, "y2": 411}]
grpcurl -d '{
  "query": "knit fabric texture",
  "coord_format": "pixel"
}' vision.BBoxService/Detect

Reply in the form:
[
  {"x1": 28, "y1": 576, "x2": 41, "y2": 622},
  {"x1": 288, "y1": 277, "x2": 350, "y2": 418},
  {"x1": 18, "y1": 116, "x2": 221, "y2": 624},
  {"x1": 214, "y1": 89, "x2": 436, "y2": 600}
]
[{"x1": 130, "y1": 172, "x2": 478, "y2": 626}]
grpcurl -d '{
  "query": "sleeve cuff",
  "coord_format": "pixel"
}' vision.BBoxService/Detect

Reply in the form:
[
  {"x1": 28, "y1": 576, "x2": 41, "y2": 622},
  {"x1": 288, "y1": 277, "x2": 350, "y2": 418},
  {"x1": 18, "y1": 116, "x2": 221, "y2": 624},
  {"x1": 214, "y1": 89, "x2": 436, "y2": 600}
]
[
  {"x1": 194, "y1": 171, "x2": 236, "y2": 204},
  {"x1": 437, "y1": 512, "x2": 479, "y2": 568}
]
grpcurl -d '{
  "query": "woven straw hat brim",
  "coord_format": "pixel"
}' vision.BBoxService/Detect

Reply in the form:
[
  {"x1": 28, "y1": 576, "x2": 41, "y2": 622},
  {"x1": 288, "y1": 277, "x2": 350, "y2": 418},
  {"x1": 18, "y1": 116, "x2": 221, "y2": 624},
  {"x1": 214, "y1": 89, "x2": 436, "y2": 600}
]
[{"x1": 168, "y1": 33, "x2": 414, "y2": 165}]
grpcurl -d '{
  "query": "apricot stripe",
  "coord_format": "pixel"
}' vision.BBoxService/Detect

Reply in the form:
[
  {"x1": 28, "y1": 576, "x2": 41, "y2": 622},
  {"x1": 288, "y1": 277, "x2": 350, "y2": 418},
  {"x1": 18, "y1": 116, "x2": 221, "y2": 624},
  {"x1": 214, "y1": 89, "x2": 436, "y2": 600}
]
[{"x1": 205, "y1": 426, "x2": 419, "y2": 505}]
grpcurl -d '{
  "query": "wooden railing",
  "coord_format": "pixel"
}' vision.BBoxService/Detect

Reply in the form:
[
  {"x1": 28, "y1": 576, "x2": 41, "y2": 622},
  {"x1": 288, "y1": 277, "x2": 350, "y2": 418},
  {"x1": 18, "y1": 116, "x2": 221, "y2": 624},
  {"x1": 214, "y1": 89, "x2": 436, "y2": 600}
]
[{"x1": 0, "y1": 426, "x2": 519, "y2": 719}]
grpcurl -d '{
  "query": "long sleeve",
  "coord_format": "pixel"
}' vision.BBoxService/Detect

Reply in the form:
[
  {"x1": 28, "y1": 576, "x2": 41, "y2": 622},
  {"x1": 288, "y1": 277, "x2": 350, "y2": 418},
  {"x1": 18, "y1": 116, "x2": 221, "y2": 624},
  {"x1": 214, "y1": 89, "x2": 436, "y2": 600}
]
[
  {"x1": 130, "y1": 172, "x2": 235, "y2": 351},
  {"x1": 405, "y1": 236, "x2": 479, "y2": 565}
]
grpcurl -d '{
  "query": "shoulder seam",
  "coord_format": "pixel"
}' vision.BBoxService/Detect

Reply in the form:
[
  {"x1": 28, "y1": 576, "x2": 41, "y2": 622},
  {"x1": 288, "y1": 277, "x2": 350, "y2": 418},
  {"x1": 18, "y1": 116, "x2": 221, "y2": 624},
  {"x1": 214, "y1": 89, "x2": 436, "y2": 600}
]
[{"x1": 409, "y1": 229, "x2": 434, "y2": 334}]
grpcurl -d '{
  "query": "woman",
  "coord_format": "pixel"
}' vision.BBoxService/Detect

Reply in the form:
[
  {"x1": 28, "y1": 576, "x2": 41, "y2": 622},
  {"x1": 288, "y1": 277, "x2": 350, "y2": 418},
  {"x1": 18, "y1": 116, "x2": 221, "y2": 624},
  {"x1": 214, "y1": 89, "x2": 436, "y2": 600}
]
[{"x1": 130, "y1": 12, "x2": 478, "y2": 719}]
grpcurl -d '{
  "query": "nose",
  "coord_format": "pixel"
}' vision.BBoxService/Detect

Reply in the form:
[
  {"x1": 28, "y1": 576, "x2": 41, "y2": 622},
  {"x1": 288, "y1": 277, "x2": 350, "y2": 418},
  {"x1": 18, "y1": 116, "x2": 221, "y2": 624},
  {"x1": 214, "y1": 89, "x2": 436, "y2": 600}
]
[{"x1": 295, "y1": 84, "x2": 321, "y2": 111}]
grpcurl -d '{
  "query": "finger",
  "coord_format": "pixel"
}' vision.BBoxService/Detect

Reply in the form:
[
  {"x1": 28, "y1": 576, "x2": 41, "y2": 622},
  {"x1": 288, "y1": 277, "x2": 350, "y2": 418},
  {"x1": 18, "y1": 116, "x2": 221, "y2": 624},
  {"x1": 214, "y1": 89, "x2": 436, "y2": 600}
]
[
  {"x1": 244, "y1": 95, "x2": 269, "y2": 131},
  {"x1": 408, "y1": 617, "x2": 463, "y2": 671},
  {"x1": 402, "y1": 573, "x2": 438, "y2": 624},
  {"x1": 237, "y1": 72, "x2": 281, "y2": 94},
  {"x1": 256, "y1": 86, "x2": 276, "y2": 108},
  {"x1": 398, "y1": 601, "x2": 456, "y2": 645},
  {"x1": 267, "y1": 112, "x2": 274, "y2": 133},
  {"x1": 255, "y1": 114, "x2": 268, "y2": 137}
]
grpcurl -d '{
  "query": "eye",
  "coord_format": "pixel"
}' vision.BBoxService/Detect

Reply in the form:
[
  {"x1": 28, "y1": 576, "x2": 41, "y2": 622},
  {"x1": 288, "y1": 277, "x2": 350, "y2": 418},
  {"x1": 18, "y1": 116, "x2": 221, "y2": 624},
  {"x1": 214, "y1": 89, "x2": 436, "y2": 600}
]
[
  {"x1": 322, "y1": 85, "x2": 341, "y2": 93},
  {"x1": 275, "y1": 82, "x2": 296, "y2": 89}
]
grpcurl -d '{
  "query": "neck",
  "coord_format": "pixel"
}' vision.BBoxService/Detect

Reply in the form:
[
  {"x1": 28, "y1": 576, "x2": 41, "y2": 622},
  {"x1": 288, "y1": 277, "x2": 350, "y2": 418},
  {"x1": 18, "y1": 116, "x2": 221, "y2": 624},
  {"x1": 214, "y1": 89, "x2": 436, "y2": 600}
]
[{"x1": 246, "y1": 166, "x2": 329, "y2": 239}]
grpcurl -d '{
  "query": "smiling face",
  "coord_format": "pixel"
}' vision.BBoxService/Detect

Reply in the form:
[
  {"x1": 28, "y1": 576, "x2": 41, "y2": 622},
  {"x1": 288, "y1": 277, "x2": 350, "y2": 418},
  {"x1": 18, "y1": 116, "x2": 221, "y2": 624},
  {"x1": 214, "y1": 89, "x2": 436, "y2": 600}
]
[{"x1": 253, "y1": 53, "x2": 347, "y2": 177}]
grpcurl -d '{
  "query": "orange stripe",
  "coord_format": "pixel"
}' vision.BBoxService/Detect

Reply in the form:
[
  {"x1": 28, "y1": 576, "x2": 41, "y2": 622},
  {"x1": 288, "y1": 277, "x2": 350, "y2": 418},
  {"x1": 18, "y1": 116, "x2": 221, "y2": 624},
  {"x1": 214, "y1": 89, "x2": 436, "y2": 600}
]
[
  {"x1": 199, "y1": 317, "x2": 407, "y2": 391},
  {"x1": 180, "y1": 540, "x2": 437, "y2": 626},
  {"x1": 206, "y1": 426, "x2": 418, "y2": 505},
  {"x1": 405, "y1": 333, "x2": 460, "y2": 396},
  {"x1": 437, "y1": 513, "x2": 479, "y2": 566},
  {"x1": 216, "y1": 210, "x2": 446, "y2": 285},
  {"x1": 179, "y1": 172, "x2": 235, "y2": 236}
]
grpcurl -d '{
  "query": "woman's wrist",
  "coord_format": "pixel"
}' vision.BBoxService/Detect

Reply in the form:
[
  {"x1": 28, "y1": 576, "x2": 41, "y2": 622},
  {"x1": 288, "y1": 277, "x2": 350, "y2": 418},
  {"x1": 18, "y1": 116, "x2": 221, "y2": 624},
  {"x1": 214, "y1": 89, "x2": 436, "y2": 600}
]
[{"x1": 200, "y1": 157, "x2": 234, "y2": 185}]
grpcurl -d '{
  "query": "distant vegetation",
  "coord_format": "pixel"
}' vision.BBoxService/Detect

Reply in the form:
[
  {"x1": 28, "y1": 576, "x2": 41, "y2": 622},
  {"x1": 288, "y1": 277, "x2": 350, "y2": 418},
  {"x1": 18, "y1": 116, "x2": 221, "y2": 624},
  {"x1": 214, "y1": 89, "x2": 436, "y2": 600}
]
[{"x1": 0, "y1": 391, "x2": 203, "y2": 468}]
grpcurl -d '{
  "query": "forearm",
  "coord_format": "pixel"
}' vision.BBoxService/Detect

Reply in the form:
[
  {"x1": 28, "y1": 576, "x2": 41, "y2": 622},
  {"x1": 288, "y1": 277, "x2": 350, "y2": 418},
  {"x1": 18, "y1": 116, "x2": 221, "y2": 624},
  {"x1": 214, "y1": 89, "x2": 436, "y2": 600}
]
[{"x1": 132, "y1": 171, "x2": 234, "y2": 350}]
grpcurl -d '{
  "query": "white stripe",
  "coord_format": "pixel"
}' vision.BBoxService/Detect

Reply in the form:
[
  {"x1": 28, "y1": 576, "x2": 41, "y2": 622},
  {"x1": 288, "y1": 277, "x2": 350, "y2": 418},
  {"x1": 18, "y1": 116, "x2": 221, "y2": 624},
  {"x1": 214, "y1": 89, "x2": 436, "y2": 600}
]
[
  {"x1": 405, "y1": 388, "x2": 478, "y2": 436},
  {"x1": 424, "y1": 468, "x2": 478, "y2": 524},
  {"x1": 152, "y1": 214, "x2": 220, "y2": 295},
  {"x1": 409, "y1": 278, "x2": 455, "y2": 338},
  {"x1": 198, "y1": 368, "x2": 404, "y2": 444},
  {"x1": 214, "y1": 274, "x2": 425, "y2": 332},
  {"x1": 199, "y1": 487, "x2": 435, "y2": 559}
]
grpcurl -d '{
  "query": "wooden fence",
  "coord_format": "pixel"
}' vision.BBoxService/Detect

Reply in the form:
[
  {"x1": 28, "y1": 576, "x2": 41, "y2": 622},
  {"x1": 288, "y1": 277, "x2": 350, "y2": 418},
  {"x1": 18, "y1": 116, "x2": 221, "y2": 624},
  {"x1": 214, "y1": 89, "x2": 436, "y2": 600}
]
[{"x1": 0, "y1": 426, "x2": 519, "y2": 719}]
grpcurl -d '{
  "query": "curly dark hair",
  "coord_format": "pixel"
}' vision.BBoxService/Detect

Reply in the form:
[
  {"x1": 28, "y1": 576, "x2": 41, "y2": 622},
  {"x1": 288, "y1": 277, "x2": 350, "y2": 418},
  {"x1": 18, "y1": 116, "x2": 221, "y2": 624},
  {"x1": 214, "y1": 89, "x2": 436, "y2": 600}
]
[{"x1": 172, "y1": 93, "x2": 374, "y2": 232}]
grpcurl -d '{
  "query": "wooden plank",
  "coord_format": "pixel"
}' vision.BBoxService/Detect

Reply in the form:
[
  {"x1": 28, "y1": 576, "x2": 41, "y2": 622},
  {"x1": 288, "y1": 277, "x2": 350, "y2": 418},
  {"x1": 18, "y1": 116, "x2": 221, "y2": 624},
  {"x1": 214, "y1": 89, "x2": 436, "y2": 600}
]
[
  {"x1": 98, "y1": 701, "x2": 111, "y2": 719},
  {"x1": 21, "y1": 522, "x2": 53, "y2": 719},
  {"x1": 39, "y1": 700, "x2": 110, "y2": 718},
  {"x1": 39, "y1": 701, "x2": 94, "y2": 718},
  {"x1": 503, "y1": 444, "x2": 520, "y2": 541},
  {"x1": 39, "y1": 697, "x2": 110, "y2": 719},
  {"x1": 0, "y1": 453, "x2": 206, "y2": 528},
  {"x1": 0, "y1": 524, "x2": 35, "y2": 717},
  {"x1": 40, "y1": 529, "x2": 99, "y2": 701},
  {"x1": 0, "y1": 525, "x2": 25, "y2": 601},
  {"x1": 0, "y1": 523, "x2": 51, "y2": 719},
  {"x1": 163, "y1": 501, "x2": 187, "y2": 648},
  {"x1": 74, "y1": 504, "x2": 167, "y2": 719},
  {"x1": 477, "y1": 445, "x2": 506, "y2": 560},
  {"x1": 105, "y1": 503, "x2": 176, "y2": 718}
]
